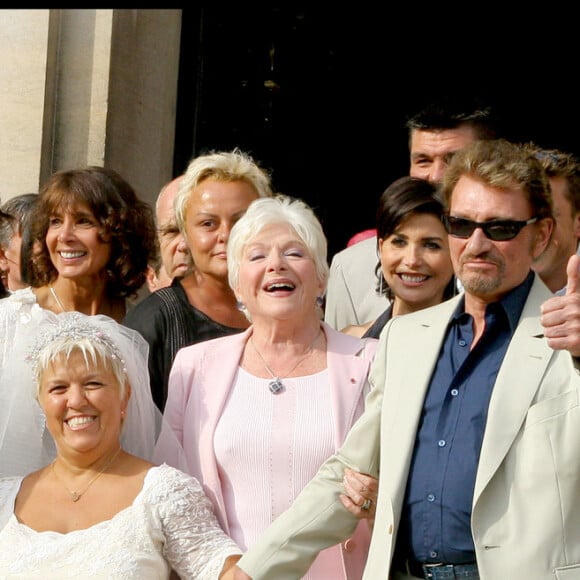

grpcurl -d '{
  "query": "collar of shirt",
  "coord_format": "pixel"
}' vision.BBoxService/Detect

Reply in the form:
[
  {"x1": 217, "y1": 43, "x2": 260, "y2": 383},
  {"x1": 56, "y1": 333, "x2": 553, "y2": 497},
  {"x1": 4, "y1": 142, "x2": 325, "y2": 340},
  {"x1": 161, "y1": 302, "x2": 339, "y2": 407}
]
[{"x1": 451, "y1": 270, "x2": 535, "y2": 332}]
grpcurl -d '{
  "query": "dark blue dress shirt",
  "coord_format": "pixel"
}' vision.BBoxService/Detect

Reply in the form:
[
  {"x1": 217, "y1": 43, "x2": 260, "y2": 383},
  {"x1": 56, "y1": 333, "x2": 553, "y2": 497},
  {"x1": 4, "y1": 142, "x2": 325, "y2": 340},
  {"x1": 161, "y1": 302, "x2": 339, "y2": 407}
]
[{"x1": 397, "y1": 271, "x2": 535, "y2": 565}]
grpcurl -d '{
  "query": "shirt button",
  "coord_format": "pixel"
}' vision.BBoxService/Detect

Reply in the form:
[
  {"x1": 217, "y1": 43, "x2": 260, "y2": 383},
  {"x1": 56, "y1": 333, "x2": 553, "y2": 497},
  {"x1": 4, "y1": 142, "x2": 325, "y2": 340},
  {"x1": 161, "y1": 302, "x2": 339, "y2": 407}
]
[
  {"x1": 438, "y1": 439, "x2": 446, "y2": 447},
  {"x1": 451, "y1": 388, "x2": 458, "y2": 396},
  {"x1": 430, "y1": 551, "x2": 438, "y2": 559},
  {"x1": 343, "y1": 539, "x2": 355, "y2": 552},
  {"x1": 427, "y1": 493, "x2": 435, "y2": 502},
  {"x1": 459, "y1": 339, "x2": 467, "y2": 346}
]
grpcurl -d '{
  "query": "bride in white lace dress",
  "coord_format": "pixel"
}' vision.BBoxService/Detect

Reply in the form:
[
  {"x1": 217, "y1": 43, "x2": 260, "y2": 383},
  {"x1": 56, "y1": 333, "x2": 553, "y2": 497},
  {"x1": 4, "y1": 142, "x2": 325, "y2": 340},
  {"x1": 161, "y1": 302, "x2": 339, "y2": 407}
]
[{"x1": 0, "y1": 312, "x2": 241, "y2": 579}]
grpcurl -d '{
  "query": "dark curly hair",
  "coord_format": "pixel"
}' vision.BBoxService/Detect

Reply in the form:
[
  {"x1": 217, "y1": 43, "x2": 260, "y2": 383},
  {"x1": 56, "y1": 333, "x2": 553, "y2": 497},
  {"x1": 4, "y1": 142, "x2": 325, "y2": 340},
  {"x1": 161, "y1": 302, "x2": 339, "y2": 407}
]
[{"x1": 27, "y1": 166, "x2": 157, "y2": 299}]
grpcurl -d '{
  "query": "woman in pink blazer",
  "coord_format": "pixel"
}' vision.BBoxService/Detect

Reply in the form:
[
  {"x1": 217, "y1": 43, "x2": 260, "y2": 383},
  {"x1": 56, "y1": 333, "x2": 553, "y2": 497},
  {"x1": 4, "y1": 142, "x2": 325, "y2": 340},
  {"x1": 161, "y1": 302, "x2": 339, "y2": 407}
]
[{"x1": 155, "y1": 195, "x2": 378, "y2": 579}]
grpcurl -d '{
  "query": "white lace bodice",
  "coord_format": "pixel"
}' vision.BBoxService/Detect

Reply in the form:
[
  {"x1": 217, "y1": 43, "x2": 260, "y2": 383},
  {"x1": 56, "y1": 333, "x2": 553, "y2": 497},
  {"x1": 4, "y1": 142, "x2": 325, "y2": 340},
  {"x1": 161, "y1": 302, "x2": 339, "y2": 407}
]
[{"x1": 0, "y1": 464, "x2": 241, "y2": 579}]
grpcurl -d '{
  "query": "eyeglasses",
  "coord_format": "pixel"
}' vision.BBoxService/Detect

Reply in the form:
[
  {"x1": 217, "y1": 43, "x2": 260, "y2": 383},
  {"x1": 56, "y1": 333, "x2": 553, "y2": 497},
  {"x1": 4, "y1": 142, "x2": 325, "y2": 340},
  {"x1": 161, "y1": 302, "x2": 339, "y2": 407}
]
[{"x1": 442, "y1": 215, "x2": 539, "y2": 241}]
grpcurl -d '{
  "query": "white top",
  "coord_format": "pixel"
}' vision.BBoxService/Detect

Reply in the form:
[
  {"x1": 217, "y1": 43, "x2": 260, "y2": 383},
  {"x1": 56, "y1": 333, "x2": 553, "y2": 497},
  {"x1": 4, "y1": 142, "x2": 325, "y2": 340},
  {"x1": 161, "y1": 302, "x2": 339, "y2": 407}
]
[
  {"x1": 215, "y1": 368, "x2": 344, "y2": 579},
  {"x1": 0, "y1": 464, "x2": 241, "y2": 579},
  {"x1": 324, "y1": 237, "x2": 385, "y2": 330}
]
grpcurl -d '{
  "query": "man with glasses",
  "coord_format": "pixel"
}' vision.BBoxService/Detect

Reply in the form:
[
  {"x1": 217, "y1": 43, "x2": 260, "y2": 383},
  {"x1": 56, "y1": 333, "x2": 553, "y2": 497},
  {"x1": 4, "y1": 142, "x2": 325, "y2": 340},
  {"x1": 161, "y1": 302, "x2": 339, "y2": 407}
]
[{"x1": 233, "y1": 139, "x2": 580, "y2": 580}]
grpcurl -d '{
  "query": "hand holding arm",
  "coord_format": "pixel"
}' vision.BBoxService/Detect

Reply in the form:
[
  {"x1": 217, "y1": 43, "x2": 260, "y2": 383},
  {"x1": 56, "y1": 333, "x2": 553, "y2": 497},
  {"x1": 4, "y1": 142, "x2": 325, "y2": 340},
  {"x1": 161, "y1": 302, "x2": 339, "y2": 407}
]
[
  {"x1": 229, "y1": 565, "x2": 252, "y2": 580},
  {"x1": 219, "y1": 556, "x2": 243, "y2": 579},
  {"x1": 340, "y1": 468, "x2": 378, "y2": 520}
]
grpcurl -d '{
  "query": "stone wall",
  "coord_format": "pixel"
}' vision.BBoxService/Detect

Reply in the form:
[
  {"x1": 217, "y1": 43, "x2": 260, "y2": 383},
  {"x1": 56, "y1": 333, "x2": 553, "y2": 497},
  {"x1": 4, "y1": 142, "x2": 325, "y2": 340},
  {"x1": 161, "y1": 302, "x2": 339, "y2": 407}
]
[{"x1": 0, "y1": 8, "x2": 182, "y2": 209}]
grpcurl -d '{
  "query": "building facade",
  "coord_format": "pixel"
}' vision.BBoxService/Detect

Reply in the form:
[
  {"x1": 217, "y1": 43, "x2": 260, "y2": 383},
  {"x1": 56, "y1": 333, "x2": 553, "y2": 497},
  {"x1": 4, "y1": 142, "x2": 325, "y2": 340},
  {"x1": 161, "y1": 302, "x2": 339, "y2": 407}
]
[{"x1": 0, "y1": 9, "x2": 181, "y2": 210}]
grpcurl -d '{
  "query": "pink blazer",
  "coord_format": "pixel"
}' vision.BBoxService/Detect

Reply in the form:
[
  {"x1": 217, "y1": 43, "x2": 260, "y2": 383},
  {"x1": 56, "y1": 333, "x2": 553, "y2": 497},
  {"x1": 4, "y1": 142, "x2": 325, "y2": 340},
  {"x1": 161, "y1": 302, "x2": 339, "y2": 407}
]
[{"x1": 155, "y1": 322, "x2": 378, "y2": 578}]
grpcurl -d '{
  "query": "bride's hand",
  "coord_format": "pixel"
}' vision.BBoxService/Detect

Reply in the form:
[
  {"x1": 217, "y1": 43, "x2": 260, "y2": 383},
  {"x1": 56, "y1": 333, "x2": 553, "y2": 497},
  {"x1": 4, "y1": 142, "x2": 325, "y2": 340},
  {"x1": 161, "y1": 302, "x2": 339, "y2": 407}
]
[{"x1": 340, "y1": 468, "x2": 378, "y2": 520}]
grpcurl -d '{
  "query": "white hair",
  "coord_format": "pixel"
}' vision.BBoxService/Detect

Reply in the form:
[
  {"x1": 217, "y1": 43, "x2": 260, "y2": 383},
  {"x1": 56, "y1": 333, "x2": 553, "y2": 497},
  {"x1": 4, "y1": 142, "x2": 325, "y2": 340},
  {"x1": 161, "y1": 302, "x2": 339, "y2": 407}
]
[
  {"x1": 34, "y1": 336, "x2": 128, "y2": 400},
  {"x1": 227, "y1": 194, "x2": 329, "y2": 292}
]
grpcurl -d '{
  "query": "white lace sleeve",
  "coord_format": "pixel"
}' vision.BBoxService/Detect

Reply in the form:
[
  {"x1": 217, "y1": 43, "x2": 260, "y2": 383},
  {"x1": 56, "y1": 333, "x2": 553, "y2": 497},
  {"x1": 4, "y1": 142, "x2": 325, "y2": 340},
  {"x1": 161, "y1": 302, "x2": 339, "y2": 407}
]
[{"x1": 149, "y1": 464, "x2": 242, "y2": 579}]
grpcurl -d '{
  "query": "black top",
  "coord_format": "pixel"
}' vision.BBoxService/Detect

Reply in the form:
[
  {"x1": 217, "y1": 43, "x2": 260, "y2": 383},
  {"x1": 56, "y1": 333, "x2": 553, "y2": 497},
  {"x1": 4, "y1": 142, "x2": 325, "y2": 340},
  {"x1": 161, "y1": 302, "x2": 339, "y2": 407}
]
[
  {"x1": 122, "y1": 277, "x2": 245, "y2": 410},
  {"x1": 362, "y1": 303, "x2": 392, "y2": 339}
]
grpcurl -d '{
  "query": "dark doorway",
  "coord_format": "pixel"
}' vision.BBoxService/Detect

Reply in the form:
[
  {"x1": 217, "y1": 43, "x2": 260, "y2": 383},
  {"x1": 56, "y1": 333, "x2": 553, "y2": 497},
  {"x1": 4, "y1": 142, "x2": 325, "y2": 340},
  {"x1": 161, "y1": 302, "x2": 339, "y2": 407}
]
[{"x1": 174, "y1": 7, "x2": 580, "y2": 260}]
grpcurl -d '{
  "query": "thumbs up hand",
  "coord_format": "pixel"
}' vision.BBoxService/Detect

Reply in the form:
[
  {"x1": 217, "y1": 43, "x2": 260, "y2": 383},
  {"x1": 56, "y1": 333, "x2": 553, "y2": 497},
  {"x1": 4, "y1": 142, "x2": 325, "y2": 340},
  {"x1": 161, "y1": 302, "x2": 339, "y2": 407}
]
[
  {"x1": 540, "y1": 254, "x2": 580, "y2": 356},
  {"x1": 565, "y1": 253, "x2": 580, "y2": 296}
]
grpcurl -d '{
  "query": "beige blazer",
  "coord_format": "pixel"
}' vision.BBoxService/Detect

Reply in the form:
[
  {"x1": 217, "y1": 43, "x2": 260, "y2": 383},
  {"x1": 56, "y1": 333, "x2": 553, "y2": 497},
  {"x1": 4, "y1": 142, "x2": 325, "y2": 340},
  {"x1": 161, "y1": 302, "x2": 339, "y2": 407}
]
[
  {"x1": 324, "y1": 237, "x2": 386, "y2": 330},
  {"x1": 239, "y1": 274, "x2": 580, "y2": 580}
]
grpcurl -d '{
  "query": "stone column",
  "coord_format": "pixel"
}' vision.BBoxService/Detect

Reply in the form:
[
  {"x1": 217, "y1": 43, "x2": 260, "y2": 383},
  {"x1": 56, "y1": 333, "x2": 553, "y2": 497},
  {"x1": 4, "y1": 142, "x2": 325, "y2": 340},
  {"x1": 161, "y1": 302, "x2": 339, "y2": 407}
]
[
  {"x1": 0, "y1": 8, "x2": 182, "y2": 209},
  {"x1": 0, "y1": 9, "x2": 51, "y2": 197}
]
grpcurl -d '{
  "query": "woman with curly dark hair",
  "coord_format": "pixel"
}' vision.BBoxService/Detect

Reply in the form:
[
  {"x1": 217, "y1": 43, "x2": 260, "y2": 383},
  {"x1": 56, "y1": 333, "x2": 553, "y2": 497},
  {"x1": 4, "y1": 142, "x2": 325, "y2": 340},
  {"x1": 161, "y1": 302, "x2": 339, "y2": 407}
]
[{"x1": 17, "y1": 166, "x2": 156, "y2": 321}]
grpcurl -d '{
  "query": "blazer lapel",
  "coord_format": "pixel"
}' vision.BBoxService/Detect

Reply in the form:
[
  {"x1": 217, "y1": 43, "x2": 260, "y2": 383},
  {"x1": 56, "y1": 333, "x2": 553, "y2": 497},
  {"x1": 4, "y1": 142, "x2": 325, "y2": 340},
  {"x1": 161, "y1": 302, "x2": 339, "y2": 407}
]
[
  {"x1": 323, "y1": 322, "x2": 378, "y2": 446},
  {"x1": 200, "y1": 328, "x2": 252, "y2": 416},
  {"x1": 369, "y1": 298, "x2": 462, "y2": 571},
  {"x1": 197, "y1": 328, "x2": 251, "y2": 529},
  {"x1": 474, "y1": 276, "x2": 554, "y2": 501},
  {"x1": 379, "y1": 297, "x2": 461, "y2": 502}
]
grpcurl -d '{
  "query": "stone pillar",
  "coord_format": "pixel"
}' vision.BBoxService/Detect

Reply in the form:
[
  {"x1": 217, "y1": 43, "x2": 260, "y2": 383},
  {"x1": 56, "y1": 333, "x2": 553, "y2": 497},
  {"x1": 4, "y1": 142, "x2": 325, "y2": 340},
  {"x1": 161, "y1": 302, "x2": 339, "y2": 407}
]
[
  {"x1": 106, "y1": 9, "x2": 182, "y2": 203},
  {"x1": 0, "y1": 8, "x2": 182, "y2": 209},
  {"x1": 0, "y1": 9, "x2": 51, "y2": 197}
]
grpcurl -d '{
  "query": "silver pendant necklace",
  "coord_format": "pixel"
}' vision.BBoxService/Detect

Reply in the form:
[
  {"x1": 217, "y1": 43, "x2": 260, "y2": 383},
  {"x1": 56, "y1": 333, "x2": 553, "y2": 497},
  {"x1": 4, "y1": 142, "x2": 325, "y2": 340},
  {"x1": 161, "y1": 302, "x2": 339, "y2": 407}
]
[
  {"x1": 250, "y1": 330, "x2": 321, "y2": 394},
  {"x1": 50, "y1": 447, "x2": 122, "y2": 502}
]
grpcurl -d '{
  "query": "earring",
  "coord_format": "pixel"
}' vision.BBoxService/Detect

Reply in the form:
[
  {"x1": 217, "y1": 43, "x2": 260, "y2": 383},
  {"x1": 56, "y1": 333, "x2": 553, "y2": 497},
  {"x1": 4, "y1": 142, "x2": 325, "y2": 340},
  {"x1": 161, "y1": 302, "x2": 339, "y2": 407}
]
[
  {"x1": 316, "y1": 296, "x2": 324, "y2": 307},
  {"x1": 236, "y1": 300, "x2": 246, "y2": 311},
  {"x1": 120, "y1": 410, "x2": 126, "y2": 418}
]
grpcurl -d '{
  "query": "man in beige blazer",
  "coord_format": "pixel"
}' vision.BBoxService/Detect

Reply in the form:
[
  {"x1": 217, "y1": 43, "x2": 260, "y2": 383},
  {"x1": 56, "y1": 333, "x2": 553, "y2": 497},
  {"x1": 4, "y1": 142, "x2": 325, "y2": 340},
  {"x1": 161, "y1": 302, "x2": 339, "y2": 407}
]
[{"x1": 233, "y1": 139, "x2": 580, "y2": 580}]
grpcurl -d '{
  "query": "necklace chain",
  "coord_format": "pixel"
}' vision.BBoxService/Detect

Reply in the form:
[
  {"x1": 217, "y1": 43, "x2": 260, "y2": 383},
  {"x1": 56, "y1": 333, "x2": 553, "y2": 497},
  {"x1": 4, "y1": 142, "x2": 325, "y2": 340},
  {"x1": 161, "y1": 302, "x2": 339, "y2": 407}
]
[
  {"x1": 49, "y1": 284, "x2": 66, "y2": 313},
  {"x1": 250, "y1": 330, "x2": 321, "y2": 395},
  {"x1": 51, "y1": 447, "x2": 122, "y2": 502}
]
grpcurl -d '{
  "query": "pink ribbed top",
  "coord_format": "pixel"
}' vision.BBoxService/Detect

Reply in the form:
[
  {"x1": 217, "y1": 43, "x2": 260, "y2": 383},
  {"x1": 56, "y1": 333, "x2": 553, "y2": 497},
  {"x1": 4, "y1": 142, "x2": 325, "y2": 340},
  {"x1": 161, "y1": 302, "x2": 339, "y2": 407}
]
[{"x1": 214, "y1": 367, "x2": 346, "y2": 579}]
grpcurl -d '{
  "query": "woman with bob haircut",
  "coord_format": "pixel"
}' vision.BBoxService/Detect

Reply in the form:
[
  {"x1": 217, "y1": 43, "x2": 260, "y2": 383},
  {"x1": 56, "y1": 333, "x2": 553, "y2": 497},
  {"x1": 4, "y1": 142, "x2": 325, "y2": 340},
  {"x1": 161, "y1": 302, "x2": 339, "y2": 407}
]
[{"x1": 343, "y1": 176, "x2": 456, "y2": 339}]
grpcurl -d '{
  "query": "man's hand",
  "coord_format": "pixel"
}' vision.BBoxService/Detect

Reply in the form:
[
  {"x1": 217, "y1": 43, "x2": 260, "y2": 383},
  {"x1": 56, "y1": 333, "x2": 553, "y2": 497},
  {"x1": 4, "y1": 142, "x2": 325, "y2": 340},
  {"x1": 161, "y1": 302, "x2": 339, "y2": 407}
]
[{"x1": 540, "y1": 254, "x2": 580, "y2": 356}]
